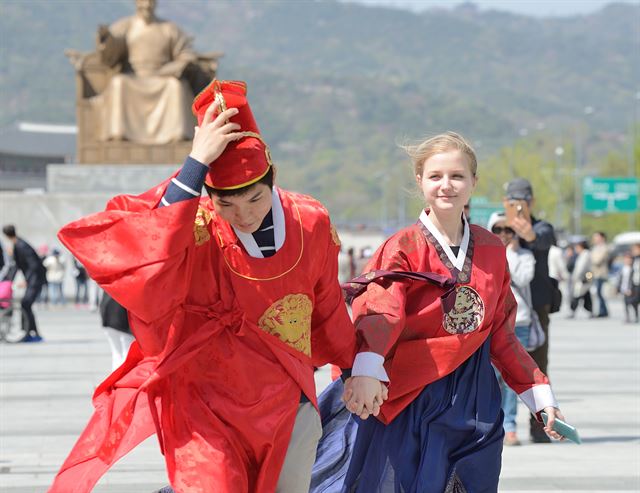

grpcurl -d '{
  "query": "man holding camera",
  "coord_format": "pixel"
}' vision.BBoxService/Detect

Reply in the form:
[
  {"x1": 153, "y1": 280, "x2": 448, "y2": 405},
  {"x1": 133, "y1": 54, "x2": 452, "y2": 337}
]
[{"x1": 504, "y1": 178, "x2": 557, "y2": 444}]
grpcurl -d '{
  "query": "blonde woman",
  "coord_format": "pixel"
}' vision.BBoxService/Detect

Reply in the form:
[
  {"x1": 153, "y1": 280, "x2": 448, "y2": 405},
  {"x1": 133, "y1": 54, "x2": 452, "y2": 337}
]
[{"x1": 313, "y1": 132, "x2": 565, "y2": 493}]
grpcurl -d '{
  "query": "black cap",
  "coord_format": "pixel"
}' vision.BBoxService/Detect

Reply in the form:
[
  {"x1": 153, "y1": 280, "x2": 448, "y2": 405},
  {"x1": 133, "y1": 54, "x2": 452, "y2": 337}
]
[{"x1": 505, "y1": 178, "x2": 533, "y2": 201}]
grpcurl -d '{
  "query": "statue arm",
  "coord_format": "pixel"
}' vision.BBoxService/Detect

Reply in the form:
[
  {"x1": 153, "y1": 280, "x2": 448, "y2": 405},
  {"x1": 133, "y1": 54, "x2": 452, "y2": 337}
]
[
  {"x1": 156, "y1": 26, "x2": 197, "y2": 78},
  {"x1": 96, "y1": 20, "x2": 128, "y2": 68}
]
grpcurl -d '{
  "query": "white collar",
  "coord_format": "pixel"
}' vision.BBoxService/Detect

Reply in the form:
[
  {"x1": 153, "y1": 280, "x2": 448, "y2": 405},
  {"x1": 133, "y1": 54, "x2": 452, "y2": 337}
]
[
  {"x1": 419, "y1": 209, "x2": 470, "y2": 271},
  {"x1": 232, "y1": 187, "x2": 286, "y2": 258}
]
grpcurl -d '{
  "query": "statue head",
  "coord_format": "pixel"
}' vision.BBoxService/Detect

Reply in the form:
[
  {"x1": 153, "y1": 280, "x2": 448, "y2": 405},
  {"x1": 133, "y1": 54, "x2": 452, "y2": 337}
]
[{"x1": 136, "y1": 0, "x2": 156, "y2": 23}]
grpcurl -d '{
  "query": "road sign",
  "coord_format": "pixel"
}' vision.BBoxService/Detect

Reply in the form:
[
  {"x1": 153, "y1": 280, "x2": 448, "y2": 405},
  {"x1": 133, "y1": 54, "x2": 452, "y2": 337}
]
[
  {"x1": 470, "y1": 202, "x2": 504, "y2": 228},
  {"x1": 583, "y1": 177, "x2": 638, "y2": 213}
]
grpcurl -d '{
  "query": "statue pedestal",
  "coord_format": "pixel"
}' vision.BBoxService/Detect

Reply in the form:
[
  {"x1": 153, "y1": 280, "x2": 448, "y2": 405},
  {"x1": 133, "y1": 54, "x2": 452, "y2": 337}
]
[
  {"x1": 0, "y1": 163, "x2": 184, "y2": 252},
  {"x1": 47, "y1": 163, "x2": 179, "y2": 194},
  {"x1": 78, "y1": 139, "x2": 191, "y2": 165}
]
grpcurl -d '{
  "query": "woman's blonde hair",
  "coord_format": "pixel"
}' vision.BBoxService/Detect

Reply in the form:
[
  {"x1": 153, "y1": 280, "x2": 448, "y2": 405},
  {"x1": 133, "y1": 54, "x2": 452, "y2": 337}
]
[{"x1": 405, "y1": 131, "x2": 477, "y2": 177}]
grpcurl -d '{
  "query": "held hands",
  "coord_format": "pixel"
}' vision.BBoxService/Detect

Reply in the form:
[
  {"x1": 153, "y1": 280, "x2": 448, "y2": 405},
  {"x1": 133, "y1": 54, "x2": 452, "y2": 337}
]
[
  {"x1": 189, "y1": 102, "x2": 243, "y2": 165},
  {"x1": 342, "y1": 376, "x2": 389, "y2": 420},
  {"x1": 542, "y1": 406, "x2": 566, "y2": 440}
]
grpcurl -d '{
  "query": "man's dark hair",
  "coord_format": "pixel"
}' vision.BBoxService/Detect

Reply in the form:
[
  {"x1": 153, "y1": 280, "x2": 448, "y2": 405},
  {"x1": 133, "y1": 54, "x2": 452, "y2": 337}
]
[
  {"x1": 204, "y1": 166, "x2": 274, "y2": 198},
  {"x1": 2, "y1": 224, "x2": 16, "y2": 238},
  {"x1": 595, "y1": 231, "x2": 607, "y2": 241}
]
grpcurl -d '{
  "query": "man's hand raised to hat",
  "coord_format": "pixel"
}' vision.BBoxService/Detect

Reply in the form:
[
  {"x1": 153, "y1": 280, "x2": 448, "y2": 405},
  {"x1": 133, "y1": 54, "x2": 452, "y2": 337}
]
[{"x1": 190, "y1": 104, "x2": 243, "y2": 166}]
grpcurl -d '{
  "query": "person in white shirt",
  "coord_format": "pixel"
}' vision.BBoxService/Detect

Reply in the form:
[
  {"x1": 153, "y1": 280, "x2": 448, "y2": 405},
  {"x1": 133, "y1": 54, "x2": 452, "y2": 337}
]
[
  {"x1": 488, "y1": 212, "x2": 536, "y2": 446},
  {"x1": 42, "y1": 248, "x2": 66, "y2": 306}
]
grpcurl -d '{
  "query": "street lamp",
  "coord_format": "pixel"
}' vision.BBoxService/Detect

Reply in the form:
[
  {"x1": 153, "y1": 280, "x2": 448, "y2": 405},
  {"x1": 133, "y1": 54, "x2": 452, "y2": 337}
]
[
  {"x1": 554, "y1": 146, "x2": 565, "y2": 228},
  {"x1": 573, "y1": 106, "x2": 596, "y2": 234}
]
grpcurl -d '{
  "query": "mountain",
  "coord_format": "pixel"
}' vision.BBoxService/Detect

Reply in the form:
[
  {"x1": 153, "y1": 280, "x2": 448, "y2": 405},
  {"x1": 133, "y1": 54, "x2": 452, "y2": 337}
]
[{"x1": 0, "y1": 0, "x2": 637, "y2": 223}]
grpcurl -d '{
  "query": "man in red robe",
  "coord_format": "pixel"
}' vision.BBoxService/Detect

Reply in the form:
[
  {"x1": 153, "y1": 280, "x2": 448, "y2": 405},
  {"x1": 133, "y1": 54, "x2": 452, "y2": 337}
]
[{"x1": 49, "y1": 80, "x2": 384, "y2": 493}]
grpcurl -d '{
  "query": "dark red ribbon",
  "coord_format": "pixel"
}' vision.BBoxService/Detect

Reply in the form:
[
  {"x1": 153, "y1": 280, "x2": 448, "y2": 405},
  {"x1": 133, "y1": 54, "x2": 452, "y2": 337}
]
[{"x1": 342, "y1": 269, "x2": 458, "y2": 313}]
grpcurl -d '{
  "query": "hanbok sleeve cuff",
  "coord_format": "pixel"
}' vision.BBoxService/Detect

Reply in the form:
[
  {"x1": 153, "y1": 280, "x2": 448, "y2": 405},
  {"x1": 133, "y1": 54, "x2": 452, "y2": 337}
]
[
  {"x1": 518, "y1": 384, "x2": 558, "y2": 414},
  {"x1": 352, "y1": 352, "x2": 389, "y2": 382},
  {"x1": 160, "y1": 156, "x2": 208, "y2": 207}
]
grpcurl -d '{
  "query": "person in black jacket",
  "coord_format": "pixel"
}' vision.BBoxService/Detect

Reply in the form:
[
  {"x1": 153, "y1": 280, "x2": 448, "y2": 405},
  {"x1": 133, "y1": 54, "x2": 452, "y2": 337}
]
[
  {"x1": 100, "y1": 291, "x2": 134, "y2": 369},
  {"x1": 504, "y1": 178, "x2": 557, "y2": 443},
  {"x1": 2, "y1": 225, "x2": 46, "y2": 342}
]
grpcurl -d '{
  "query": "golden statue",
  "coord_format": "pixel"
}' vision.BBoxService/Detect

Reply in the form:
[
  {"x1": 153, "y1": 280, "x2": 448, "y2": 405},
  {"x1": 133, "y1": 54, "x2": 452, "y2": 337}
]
[{"x1": 66, "y1": 0, "x2": 222, "y2": 163}]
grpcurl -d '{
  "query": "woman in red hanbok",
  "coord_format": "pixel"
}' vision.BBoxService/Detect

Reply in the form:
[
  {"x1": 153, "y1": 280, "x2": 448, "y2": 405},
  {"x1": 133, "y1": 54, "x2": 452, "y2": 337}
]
[{"x1": 312, "y1": 132, "x2": 566, "y2": 493}]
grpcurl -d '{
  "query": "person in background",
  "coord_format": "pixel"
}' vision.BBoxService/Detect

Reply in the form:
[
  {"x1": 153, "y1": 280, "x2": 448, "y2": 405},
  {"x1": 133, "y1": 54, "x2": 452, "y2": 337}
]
[
  {"x1": 590, "y1": 231, "x2": 610, "y2": 318},
  {"x1": 487, "y1": 212, "x2": 536, "y2": 446},
  {"x1": 548, "y1": 242, "x2": 570, "y2": 284},
  {"x1": 618, "y1": 251, "x2": 639, "y2": 324},
  {"x1": 100, "y1": 291, "x2": 135, "y2": 369},
  {"x1": 43, "y1": 248, "x2": 66, "y2": 306},
  {"x1": 338, "y1": 246, "x2": 352, "y2": 285},
  {"x1": 0, "y1": 242, "x2": 4, "y2": 273},
  {"x1": 347, "y1": 247, "x2": 357, "y2": 280},
  {"x1": 503, "y1": 177, "x2": 557, "y2": 443},
  {"x1": 37, "y1": 244, "x2": 49, "y2": 305},
  {"x1": 73, "y1": 257, "x2": 89, "y2": 306},
  {"x1": 1, "y1": 225, "x2": 46, "y2": 342},
  {"x1": 568, "y1": 240, "x2": 593, "y2": 319},
  {"x1": 354, "y1": 246, "x2": 373, "y2": 276}
]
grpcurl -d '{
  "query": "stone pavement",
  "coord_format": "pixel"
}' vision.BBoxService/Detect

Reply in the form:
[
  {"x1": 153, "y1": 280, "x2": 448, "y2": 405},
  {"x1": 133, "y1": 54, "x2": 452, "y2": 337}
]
[{"x1": 1, "y1": 300, "x2": 638, "y2": 492}]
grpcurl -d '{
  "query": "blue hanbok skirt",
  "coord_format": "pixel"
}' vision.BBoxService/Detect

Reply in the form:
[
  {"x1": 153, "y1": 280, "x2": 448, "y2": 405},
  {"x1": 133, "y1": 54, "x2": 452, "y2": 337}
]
[{"x1": 311, "y1": 339, "x2": 504, "y2": 493}]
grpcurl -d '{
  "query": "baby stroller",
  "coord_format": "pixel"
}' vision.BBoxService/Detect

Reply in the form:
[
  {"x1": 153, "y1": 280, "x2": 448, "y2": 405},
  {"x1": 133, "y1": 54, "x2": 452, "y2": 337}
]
[{"x1": 0, "y1": 280, "x2": 24, "y2": 343}]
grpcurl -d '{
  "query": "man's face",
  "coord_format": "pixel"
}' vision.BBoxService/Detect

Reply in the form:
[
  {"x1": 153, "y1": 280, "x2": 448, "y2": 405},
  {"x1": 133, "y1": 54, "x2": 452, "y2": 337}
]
[
  {"x1": 136, "y1": 0, "x2": 156, "y2": 23},
  {"x1": 211, "y1": 184, "x2": 273, "y2": 234}
]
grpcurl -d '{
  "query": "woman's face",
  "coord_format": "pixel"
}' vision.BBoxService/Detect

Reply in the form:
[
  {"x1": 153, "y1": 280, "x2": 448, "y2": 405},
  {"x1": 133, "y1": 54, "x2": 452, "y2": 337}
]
[
  {"x1": 417, "y1": 150, "x2": 476, "y2": 216},
  {"x1": 211, "y1": 183, "x2": 273, "y2": 233},
  {"x1": 491, "y1": 221, "x2": 515, "y2": 246}
]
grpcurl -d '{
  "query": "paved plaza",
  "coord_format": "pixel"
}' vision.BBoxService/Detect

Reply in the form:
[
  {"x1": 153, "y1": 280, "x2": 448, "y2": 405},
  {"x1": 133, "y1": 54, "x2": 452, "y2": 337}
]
[{"x1": 1, "y1": 300, "x2": 639, "y2": 492}]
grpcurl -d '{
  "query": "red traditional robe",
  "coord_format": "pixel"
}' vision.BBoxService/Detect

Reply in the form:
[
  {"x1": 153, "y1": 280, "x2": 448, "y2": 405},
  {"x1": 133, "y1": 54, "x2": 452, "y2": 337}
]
[
  {"x1": 351, "y1": 212, "x2": 555, "y2": 425},
  {"x1": 49, "y1": 179, "x2": 356, "y2": 493}
]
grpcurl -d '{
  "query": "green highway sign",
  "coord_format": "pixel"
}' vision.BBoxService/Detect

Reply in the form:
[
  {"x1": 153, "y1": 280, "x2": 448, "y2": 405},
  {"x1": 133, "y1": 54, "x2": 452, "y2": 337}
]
[
  {"x1": 583, "y1": 177, "x2": 639, "y2": 213},
  {"x1": 470, "y1": 201, "x2": 504, "y2": 228}
]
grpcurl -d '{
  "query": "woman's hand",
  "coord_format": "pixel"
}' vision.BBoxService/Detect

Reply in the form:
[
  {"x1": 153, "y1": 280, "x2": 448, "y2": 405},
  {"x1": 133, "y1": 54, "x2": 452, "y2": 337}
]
[
  {"x1": 342, "y1": 376, "x2": 389, "y2": 420},
  {"x1": 189, "y1": 102, "x2": 243, "y2": 165},
  {"x1": 542, "y1": 406, "x2": 566, "y2": 440}
]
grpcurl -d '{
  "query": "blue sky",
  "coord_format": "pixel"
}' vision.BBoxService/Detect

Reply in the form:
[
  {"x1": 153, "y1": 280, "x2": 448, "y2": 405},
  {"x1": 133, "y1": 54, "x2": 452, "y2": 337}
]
[{"x1": 349, "y1": 0, "x2": 639, "y2": 17}]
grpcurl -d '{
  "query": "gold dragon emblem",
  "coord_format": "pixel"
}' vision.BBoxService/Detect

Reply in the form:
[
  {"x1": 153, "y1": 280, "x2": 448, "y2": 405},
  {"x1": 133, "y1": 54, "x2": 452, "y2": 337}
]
[
  {"x1": 258, "y1": 294, "x2": 313, "y2": 356},
  {"x1": 193, "y1": 206, "x2": 212, "y2": 246},
  {"x1": 443, "y1": 285, "x2": 484, "y2": 335}
]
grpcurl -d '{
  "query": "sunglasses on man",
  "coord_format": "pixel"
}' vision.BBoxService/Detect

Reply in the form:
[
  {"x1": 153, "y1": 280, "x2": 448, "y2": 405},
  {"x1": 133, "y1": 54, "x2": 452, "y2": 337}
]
[{"x1": 491, "y1": 226, "x2": 515, "y2": 235}]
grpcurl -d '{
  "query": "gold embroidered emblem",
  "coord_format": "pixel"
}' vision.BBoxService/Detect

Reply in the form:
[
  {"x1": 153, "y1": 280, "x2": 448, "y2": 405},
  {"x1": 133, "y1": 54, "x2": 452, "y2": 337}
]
[
  {"x1": 258, "y1": 294, "x2": 313, "y2": 356},
  {"x1": 194, "y1": 206, "x2": 212, "y2": 246},
  {"x1": 330, "y1": 223, "x2": 341, "y2": 247},
  {"x1": 443, "y1": 286, "x2": 484, "y2": 335}
]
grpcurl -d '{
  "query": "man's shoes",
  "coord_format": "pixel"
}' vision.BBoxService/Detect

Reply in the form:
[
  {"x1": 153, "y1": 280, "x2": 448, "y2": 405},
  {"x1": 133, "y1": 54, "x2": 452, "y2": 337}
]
[
  {"x1": 504, "y1": 431, "x2": 521, "y2": 446},
  {"x1": 596, "y1": 314, "x2": 608, "y2": 318}
]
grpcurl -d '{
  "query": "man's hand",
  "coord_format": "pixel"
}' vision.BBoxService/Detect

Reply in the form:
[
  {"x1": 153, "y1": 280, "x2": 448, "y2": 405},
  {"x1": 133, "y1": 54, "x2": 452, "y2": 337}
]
[
  {"x1": 342, "y1": 376, "x2": 389, "y2": 420},
  {"x1": 510, "y1": 216, "x2": 536, "y2": 242},
  {"x1": 542, "y1": 406, "x2": 566, "y2": 440},
  {"x1": 189, "y1": 102, "x2": 242, "y2": 165}
]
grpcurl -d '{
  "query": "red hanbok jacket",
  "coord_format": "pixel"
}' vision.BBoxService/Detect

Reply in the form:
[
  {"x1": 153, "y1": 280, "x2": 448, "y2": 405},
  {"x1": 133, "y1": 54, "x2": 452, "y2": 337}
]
[
  {"x1": 351, "y1": 216, "x2": 555, "y2": 425},
  {"x1": 49, "y1": 180, "x2": 356, "y2": 493}
]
